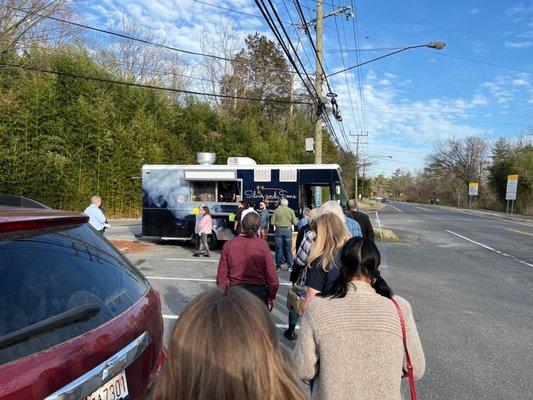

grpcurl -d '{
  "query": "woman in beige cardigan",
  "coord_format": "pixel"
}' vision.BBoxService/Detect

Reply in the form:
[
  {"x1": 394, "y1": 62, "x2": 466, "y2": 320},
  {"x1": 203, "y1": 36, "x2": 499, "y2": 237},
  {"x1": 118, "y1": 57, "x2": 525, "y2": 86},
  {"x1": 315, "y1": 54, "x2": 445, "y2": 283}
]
[{"x1": 292, "y1": 237, "x2": 425, "y2": 400}]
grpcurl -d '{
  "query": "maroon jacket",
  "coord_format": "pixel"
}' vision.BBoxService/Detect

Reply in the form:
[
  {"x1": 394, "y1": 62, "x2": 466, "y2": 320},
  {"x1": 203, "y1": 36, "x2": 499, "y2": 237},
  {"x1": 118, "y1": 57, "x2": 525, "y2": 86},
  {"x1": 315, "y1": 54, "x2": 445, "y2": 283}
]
[{"x1": 217, "y1": 235, "x2": 279, "y2": 300}]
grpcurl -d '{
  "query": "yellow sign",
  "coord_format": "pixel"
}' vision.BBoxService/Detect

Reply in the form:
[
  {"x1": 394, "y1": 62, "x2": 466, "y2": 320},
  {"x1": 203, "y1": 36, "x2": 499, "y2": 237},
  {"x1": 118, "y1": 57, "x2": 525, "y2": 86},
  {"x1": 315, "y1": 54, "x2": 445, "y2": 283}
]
[
  {"x1": 468, "y1": 182, "x2": 479, "y2": 196},
  {"x1": 508, "y1": 174, "x2": 519, "y2": 180}
]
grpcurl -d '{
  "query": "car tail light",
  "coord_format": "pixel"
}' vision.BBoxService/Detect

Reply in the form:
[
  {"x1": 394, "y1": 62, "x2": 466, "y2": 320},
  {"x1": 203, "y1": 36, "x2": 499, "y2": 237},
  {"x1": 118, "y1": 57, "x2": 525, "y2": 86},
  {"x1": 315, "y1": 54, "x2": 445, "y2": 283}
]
[
  {"x1": 0, "y1": 214, "x2": 88, "y2": 233},
  {"x1": 146, "y1": 347, "x2": 168, "y2": 395}
]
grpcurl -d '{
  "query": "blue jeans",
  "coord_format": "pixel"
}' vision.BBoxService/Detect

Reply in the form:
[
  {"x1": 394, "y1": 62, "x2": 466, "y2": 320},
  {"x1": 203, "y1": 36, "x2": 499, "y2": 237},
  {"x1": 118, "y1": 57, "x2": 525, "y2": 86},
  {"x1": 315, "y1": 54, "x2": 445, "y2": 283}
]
[{"x1": 275, "y1": 227, "x2": 293, "y2": 268}]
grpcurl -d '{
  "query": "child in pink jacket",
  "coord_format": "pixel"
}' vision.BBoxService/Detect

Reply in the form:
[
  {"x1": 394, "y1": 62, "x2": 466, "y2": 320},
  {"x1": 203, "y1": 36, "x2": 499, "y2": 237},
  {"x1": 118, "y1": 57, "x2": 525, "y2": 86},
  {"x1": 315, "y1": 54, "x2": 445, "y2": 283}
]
[{"x1": 194, "y1": 206, "x2": 213, "y2": 257}]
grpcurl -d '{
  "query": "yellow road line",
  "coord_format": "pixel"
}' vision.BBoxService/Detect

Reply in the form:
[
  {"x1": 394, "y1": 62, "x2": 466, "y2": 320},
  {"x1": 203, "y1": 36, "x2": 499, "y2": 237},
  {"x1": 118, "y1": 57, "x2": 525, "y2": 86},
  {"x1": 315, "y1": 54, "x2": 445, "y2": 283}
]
[{"x1": 505, "y1": 228, "x2": 533, "y2": 237}]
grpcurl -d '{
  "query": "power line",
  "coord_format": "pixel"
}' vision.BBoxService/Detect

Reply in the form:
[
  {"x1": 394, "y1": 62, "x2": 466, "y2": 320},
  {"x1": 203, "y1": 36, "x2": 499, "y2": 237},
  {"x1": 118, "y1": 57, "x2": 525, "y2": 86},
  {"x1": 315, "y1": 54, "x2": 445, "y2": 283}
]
[
  {"x1": 332, "y1": 13, "x2": 362, "y2": 139},
  {"x1": 18, "y1": 41, "x2": 221, "y2": 85},
  {"x1": 349, "y1": 1, "x2": 369, "y2": 134},
  {"x1": 325, "y1": 47, "x2": 404, "y2": 53},
  {"x1": 0, "y1": 63, "x2": 312, "y2": 104},
  {"x1": 2, "y1": 4, "x2": 298, "y2": 75},
  {"x1": 191, "y1": 0, "x2": 293, "y2": 25},
  {"x1": 427, "y1": 50, "x2": 531, "y2": 75},
  {"x1": 293, "y1": 0, "x2": 334, "y2": 94}
]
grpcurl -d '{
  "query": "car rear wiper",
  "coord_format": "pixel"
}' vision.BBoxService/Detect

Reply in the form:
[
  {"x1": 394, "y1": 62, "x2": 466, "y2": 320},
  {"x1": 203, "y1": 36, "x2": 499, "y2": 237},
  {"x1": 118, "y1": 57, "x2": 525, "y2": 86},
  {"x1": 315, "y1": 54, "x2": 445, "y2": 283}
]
[{"x1": 0, "y1": 304, "x2": 101, "y2": 350}]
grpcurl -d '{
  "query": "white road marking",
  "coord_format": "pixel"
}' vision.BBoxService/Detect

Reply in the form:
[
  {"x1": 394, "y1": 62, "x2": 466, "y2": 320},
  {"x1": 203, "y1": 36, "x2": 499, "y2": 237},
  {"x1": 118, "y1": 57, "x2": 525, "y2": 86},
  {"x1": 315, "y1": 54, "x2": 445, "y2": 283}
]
[
  {"x1": 413, "y1": 205, "x2": 434, "y2": 212},
  {"x1": 165, "y1": 257, "x2": 220, "y2": 262},
  {"x1": 505, "y1": 228, "x2": 533, "y2": 237},
  {"x1": 445, "y1": 230, "x2": 533, "y2": 268},
  {"x1": 162, "y1": 314, "x2": 298, "y2": 329},
  {"x1": 388, "y1": 204, "x2": 402, "y2": 212},
  {"x1": 147, "y1": 276, "x2": 292, "y2": 286}
]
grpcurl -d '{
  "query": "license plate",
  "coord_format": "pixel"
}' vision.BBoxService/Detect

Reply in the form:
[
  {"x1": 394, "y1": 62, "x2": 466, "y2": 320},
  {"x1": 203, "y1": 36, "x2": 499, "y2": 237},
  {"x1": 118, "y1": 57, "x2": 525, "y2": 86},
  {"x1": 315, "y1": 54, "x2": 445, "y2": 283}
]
[{"x1": 85, "y1": 371, "x2": 129, "y2": 400}]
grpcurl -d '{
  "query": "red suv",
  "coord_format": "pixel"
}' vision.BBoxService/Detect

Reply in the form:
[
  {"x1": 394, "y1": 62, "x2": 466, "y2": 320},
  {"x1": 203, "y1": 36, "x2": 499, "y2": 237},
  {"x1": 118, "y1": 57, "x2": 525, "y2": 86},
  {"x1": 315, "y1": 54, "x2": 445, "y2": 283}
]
[{"x1": 0, "y1": 196, "x2": 166, "y2": 399}]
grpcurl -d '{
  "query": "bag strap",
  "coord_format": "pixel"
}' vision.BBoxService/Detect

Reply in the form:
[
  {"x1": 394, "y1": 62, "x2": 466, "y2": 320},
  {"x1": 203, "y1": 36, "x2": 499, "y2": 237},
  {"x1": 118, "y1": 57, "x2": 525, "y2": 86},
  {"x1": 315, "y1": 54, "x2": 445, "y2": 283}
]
[{"x1": 391, "y1": 297, "x2": 417, "y2": 400}]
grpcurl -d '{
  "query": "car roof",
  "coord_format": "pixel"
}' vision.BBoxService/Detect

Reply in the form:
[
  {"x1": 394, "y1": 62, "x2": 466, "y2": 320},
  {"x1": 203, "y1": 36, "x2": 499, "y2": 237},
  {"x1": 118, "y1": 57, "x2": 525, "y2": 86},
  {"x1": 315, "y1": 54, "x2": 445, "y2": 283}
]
[{"x1": 0, "y1": 206, "x2": 89, "y2": 233}]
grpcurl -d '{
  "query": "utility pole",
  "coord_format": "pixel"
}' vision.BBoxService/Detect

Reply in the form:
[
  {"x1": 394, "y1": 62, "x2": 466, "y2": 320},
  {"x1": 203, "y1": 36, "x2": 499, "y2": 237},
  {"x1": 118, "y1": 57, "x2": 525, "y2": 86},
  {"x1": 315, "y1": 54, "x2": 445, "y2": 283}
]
[
  {"x1": 314, "y1": 0, "x2": 324, "y2": 164},
  {"x1": 354, "y1": 135, "x2": 360, "y2": 199},
  {"x1": 351, "y1": 131, "x2": 368, "y2": 199},
  {"x1": 298, "y1": 3, "x2": 353, "y2": 164}
]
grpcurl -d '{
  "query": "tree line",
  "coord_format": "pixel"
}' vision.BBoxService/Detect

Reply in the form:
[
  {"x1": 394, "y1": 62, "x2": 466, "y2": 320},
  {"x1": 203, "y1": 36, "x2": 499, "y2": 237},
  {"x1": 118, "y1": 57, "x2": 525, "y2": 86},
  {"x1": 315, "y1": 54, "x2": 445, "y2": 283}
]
[
  {"x1": 380, "y1": 135, "x2": 532, "y2": 214},
  {"x1": 1, "y1": 2, "x2": 352, "y2": 216}
]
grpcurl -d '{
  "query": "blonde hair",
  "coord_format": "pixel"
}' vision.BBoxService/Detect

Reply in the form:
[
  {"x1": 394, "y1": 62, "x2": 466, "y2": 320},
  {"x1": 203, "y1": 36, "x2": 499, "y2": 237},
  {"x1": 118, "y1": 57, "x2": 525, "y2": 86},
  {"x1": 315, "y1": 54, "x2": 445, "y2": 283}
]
[
  {"x1": 318, "y1": 200, "x2": 346, "y2": 223},
  {"x1": 308, "y1": 213, "x2": 350, "y2": 271},
  {"x1": 153, "y1": 287, "x2": 305, "y2": 400}
]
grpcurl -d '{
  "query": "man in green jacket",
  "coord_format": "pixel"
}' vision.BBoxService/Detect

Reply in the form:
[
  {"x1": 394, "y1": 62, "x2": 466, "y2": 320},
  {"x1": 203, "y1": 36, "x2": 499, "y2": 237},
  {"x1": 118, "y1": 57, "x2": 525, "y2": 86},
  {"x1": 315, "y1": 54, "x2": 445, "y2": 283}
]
[{"x1": 271, "y1": 198, "x2": 298, "y2": 270}]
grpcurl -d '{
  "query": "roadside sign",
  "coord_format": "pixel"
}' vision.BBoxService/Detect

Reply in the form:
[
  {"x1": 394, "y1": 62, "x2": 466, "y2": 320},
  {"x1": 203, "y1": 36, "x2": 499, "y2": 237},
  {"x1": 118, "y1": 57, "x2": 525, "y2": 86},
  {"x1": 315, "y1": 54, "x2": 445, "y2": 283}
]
[
  {"x1": 506, "y1": 175, "x2": 518, "y2": 200},
  {"x1": 305, "y1": 138, "x2": 314, "y2": 152},
  {"x1": 468, "y1": 182, "x2": 479, "y2": 196}
]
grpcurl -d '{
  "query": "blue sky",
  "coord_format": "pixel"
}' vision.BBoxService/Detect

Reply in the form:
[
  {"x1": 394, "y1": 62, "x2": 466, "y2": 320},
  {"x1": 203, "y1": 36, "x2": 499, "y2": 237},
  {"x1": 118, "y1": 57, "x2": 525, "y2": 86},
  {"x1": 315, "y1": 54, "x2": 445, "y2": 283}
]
[{"x1": 81, "y1": 0, "x2": 532, "y2": 176}]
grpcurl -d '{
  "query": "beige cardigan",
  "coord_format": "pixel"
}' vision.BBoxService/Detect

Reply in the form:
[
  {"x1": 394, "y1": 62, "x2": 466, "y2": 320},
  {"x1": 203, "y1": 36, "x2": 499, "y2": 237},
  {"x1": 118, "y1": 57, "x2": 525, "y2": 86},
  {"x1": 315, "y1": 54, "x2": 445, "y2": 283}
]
[{"x1": 292, "y1": 281, "x2": 425, "y2": 400}]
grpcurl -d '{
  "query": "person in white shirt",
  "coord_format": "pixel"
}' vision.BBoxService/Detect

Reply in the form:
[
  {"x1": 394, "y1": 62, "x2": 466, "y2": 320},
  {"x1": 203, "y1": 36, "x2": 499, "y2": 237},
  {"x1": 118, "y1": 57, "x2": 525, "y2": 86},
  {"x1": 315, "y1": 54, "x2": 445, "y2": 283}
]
[
  {"x1": 83, "y1": 195, "x2": 111, "y2": 233},
  {"x1": 241, "y1": 200, "x2": 258, "y2": 222}
]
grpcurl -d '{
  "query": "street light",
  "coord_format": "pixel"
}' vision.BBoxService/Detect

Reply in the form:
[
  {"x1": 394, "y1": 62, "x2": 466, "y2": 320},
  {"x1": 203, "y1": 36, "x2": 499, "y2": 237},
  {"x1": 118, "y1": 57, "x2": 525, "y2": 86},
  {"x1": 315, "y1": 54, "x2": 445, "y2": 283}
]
[{"x1": 327, "y1": 41, "x2": 446, "y2": 78}]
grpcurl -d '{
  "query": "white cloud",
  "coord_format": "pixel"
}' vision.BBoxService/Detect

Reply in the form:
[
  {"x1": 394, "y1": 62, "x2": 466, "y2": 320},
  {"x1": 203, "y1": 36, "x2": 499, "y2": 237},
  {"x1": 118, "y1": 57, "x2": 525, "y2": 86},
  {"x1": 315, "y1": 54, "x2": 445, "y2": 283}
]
[
  {"x1": 505, "y1": 3, "x2": 533, "y2": 16},
  {"x1": 504, "y1": 41, "x2": 533, "y2": 48},
  {"x1": 377, "y1": 79, "x2": 390, "y2": 86},
  {"x1": 470, "y1": 8, "x2": 480, "y2": 15},
  {"x1": 517, "y1": 30, "x2": 533, "y2": 38},
  {"x1": 512, "y1": 78, "x2": 529, "y2": 86}
]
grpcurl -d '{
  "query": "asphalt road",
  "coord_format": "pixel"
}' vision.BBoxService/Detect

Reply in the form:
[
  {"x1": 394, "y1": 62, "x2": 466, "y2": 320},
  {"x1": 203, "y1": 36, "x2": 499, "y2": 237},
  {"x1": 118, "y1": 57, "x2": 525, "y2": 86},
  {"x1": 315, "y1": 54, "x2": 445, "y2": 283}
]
[{"x1": 108, "y1": 204, "x2": 533, "y2": 400}]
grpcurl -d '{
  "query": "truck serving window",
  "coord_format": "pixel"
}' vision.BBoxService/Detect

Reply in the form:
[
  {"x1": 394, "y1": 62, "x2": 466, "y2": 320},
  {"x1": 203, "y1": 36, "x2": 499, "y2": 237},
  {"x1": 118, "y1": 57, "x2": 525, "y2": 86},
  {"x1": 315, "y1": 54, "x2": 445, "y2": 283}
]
[
  {"x1": 191, "y1": 181, "x2": 216, "y2": 202},
  {"x1": 190, "y1": 181, "x2": 241, "y2": 203},
  {"x1": 218, "y1": 181, "x2": 240, "y2": 202}
]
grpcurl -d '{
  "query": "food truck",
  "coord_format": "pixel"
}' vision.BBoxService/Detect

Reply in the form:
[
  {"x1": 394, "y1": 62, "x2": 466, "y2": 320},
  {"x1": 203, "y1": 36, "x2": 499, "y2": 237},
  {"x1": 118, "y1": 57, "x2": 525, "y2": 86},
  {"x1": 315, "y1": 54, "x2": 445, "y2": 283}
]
[{"x1": 141, "y1": 153, "x2": 348, "y2": 244}]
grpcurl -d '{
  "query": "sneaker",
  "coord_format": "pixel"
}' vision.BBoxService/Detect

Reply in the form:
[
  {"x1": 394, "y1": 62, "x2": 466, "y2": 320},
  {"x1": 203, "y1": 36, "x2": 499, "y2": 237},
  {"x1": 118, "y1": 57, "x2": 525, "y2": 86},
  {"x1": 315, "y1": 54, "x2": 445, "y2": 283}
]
[
  {"x1": 193, "y1": 253, "x2": 200, "y2": 257},
  {"x1": 204, "y1": 254, "x2": 210, "y2": 257},
  {"x1": 283, "y1": 329, "x2": 297, "y2": 341}
]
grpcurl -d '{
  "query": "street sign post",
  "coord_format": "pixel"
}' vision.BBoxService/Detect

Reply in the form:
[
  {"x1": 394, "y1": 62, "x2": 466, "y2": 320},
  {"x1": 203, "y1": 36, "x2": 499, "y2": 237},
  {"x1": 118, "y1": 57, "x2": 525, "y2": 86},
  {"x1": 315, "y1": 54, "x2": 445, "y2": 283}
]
[
  {"x1": 468, "y1": 182, "x2": 479, "y2": 196},
  {"x1": 505, "y1": 174, "x2": 518, "y2": 214},
  {"x1": 468, "y1": 182, "x2": 478, "y2": 208}
]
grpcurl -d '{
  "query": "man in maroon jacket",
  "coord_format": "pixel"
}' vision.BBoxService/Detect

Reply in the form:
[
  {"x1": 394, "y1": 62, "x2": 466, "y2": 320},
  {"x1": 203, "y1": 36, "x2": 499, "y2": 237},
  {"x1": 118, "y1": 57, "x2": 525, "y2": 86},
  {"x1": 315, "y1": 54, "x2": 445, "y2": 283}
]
[{"x1": 217, "y1": 213, "x2": 279, "y2": 309}]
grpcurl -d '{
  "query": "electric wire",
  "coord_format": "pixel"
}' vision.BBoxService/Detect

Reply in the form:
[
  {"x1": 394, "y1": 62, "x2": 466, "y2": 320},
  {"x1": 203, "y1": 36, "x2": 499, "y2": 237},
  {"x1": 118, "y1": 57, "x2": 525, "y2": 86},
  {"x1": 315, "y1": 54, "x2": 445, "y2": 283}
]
[
  {"x1": 0, "y1": 63, "x2": 312, "y2": 104},
  {"x1": 350, "y1": 0, "x2": 369, "y2": 135},
  {"x1": 333, "y1": 14, "x2": 362, "y2": 138},
  {"x1": 1, "y1": 4, "x2": 298, "y2": 75}
]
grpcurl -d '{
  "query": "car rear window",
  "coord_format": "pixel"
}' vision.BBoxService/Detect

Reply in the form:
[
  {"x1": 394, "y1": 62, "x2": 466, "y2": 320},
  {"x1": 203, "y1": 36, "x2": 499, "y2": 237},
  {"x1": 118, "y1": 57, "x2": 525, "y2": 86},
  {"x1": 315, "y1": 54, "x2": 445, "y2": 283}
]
[{"x1": 0, "y1": 223, "x2": 149, "y2": 365}]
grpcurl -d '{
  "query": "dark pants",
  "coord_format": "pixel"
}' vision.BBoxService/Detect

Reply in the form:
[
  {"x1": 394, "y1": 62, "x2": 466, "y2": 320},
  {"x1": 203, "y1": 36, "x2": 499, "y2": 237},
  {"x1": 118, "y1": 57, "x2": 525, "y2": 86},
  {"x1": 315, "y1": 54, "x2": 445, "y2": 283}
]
[
  {"x1": 275, "y1": 227, "x2": 293, "y2": 268},
  {"x1": 238, "y1": 283, "x2": 269, "y2": 306},
  {"x1": 195, "y1": 233, "x2": 209, "y2": 255},
  {"x1": 288, "y1": 310, "x2": 300, "y2": 332}
]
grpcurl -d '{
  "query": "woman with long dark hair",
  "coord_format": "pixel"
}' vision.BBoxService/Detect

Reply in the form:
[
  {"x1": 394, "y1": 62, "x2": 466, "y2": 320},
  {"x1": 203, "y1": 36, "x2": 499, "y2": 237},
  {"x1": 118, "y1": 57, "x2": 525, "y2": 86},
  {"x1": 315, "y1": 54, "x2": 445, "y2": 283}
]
[
  {"x1": 153, "y1": 287, "x2": 305, "y2": 400},
  {"x1": 292, "y1": 237, "x2": 425, "y2": 400}
]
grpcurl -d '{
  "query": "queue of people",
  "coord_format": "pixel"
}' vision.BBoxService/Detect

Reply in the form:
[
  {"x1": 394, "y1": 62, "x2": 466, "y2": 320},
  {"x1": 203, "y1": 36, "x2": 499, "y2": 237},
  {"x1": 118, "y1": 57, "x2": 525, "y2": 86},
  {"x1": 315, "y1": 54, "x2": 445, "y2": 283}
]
[{"x1": 153, "y1": 197, "x2": 425, "y2": 400}]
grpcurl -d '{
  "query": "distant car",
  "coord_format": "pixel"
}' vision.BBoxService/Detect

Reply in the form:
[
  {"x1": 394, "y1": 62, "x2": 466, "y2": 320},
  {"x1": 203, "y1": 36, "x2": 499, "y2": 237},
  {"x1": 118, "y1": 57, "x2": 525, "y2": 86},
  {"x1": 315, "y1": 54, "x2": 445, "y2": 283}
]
[
  {"x1": 374, "y1": 196, "x2": 383, "y2": 201},
  {"x1": 0, "y1": 196, "x2": 166, "y2": 400},
  {"x1": 381, "y1": 197, "x2": 390, "y2": 203}
]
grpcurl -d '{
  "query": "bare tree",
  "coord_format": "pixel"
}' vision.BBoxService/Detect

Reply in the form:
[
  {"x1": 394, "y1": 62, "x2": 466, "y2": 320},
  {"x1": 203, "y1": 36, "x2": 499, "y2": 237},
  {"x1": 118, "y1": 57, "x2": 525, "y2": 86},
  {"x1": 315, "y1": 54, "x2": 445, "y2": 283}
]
[
  {"x1": 428, "y1": 136, "x2": 489, "y2": 187},
  {"x1": 0, "y1": 0, "x2": 72, "y2": 55},
  {"x1": 200, "y1": 23, "x2": 240, "y2": 107},
  {"x1": 95, "y1": 16, "x2": 192, "y2": 90}
]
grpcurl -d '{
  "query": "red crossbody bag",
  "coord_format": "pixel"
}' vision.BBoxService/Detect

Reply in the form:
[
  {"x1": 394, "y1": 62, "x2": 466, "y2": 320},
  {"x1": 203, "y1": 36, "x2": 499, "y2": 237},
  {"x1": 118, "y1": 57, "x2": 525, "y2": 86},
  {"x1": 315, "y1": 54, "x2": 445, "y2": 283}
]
[{"x1": 391, "y1": 297, "x2": 417, "y2": 400}]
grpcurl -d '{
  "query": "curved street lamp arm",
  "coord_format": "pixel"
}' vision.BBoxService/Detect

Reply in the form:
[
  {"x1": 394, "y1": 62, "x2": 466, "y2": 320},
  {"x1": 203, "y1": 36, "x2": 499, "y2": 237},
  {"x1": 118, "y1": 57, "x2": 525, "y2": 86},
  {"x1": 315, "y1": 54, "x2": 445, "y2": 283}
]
[{"x1": 326, "y1": 42, "x2": 444, "y2": 78}]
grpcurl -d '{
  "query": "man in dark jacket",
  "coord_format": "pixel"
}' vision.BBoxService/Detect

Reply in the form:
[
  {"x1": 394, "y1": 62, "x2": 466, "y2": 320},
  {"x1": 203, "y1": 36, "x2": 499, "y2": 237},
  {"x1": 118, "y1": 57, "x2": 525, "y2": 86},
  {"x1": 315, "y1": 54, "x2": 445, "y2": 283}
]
[{"x1": 345, "y1": 199, "x2": 374, "y2": 241}]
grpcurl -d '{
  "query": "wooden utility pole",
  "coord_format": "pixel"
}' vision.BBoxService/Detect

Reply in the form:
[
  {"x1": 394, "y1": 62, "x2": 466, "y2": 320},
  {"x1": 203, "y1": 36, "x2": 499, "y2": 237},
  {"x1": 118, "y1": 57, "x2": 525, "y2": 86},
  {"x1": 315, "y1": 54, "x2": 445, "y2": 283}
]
[
  {"x1": 352, "y1": 131, "x2": 368, "y2": 199},
  {"x1": 314, "y1": 0, "x2": 324, "y2": 164}
]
